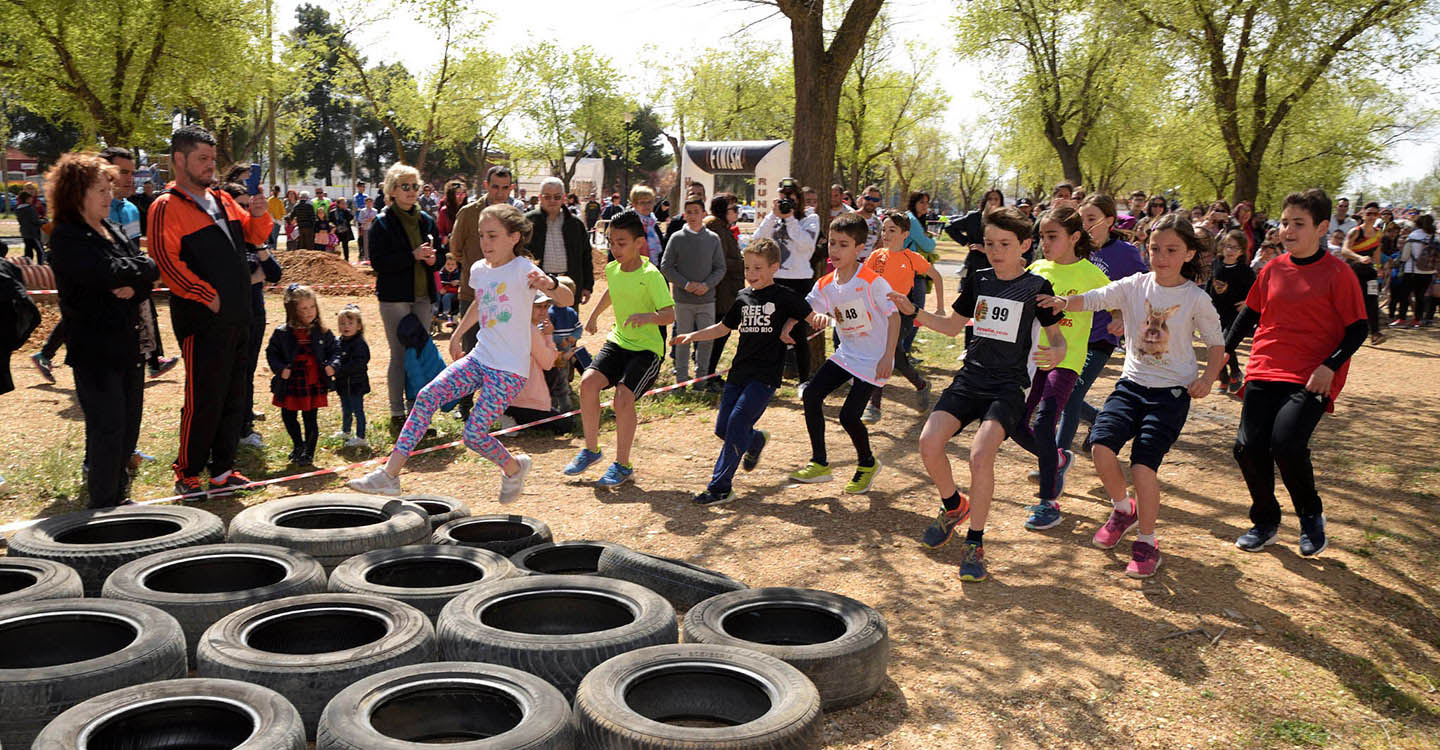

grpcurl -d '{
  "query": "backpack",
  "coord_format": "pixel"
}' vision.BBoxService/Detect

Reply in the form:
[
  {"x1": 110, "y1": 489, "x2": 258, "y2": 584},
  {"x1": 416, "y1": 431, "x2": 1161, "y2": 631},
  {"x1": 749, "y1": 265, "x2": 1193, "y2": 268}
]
[
  {"x1": 0, "y1": 260, "x2": 39, "y2": 353},
  {"x1": 1414, "y1": 234, "x2": 1440, "y2": 274}
]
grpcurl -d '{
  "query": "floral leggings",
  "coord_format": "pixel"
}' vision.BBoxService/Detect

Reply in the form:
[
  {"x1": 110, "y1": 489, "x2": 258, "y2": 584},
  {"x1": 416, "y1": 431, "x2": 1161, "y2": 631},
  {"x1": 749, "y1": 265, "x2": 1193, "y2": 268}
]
[{"x1": 394, "y1": 355, "x2": 526, "y2": 467}]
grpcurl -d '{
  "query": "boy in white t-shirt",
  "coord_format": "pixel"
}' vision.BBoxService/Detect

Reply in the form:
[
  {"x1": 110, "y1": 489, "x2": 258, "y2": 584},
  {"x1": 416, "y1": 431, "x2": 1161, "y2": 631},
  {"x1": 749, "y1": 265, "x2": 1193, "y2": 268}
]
[{"x1": 789, "y1": 213, "x2": 900, "y2": 493}]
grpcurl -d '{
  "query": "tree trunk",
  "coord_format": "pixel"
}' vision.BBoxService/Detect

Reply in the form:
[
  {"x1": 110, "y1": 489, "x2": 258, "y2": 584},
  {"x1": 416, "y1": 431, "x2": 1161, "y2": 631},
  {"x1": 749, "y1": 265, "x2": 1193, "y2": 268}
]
[{"x1": 1230, "y1": 157, "x2": 1261, "y2": 207}]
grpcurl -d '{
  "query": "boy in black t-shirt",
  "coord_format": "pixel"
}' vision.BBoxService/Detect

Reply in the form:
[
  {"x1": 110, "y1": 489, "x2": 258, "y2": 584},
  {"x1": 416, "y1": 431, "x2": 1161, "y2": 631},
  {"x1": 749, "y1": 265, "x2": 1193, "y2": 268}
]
[
  {"x1": 890, "y1": 207, "x2": 1066, "y2": 581},
  {"x1": 672, "y1": 238, "x2": 810, "y2": 506}
]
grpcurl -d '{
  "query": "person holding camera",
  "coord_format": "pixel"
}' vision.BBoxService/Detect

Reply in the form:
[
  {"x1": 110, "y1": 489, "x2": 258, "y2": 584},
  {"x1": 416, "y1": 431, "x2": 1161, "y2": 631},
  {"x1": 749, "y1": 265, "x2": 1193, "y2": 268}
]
[{"x1": 754, "y1": 178, "x2": 821, "y2": 384}]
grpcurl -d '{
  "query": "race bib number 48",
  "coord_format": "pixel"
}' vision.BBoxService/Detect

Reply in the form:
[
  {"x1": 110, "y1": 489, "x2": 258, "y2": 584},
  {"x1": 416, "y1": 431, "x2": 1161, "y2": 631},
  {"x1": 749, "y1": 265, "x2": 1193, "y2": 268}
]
[
  {"x1": 833, "y1": 299, "x2": 873, "y2": 338},
  {"x1": 972, "y1": 295, "x2": 1022, "y2": 342}
]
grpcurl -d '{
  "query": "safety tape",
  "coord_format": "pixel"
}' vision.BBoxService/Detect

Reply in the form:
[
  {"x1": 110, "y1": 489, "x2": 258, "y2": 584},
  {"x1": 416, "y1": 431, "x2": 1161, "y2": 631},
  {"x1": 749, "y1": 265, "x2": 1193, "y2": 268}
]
[
  {"x1": 26, "y1": 283, "x2": 378, "y2": 296},
  {"x1": 0, "y1": 322, "x2": 830, "y2": 534}
]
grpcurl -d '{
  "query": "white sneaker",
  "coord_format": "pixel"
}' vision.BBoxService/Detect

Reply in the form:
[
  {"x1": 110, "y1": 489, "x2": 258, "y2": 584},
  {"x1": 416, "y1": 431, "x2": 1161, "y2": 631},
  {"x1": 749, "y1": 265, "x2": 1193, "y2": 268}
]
[
  {"x1": 347, "y1": 467, "x2": 401, "y2": 496},
  {"x1": 239, "y1": 432, "x2": 264, "y2": 447},
  {"x1": 344, "y1": 436, "x2": 370, "y2": 448},
  {"x1": 499, "y1": 454, "x2": 532, "y2": 503},
  {"x1": 497, "y1": 415, "x2": 519, "y2": 429},
  {"x1": 331, "y1": 430, "x2": 350, "y2": 440}
]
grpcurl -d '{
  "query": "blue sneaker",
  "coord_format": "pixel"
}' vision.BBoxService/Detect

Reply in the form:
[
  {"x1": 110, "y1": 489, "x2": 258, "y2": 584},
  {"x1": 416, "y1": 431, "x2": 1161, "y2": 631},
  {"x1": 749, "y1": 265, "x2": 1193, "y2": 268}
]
[
  {"x1": 563, "y1": 448, "x2": 604, "y2": 476},
  {"x1": 957, "y1": 542, "x2": 987, "y2": 582},
  {"x1": 596, "y1": 462, "x2": 634, "y2": 488},
  {"x1": 1024, "y1": 499, "x2": 1062, "y2": 530},
  {"x1": 1054, "y1": 449, "x2": 1074, "y2": 497}
]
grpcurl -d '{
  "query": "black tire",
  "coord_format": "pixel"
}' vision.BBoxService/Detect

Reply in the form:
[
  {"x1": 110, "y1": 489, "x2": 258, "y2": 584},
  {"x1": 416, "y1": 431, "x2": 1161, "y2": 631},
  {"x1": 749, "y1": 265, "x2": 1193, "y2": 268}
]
[
  {"x1": 436, "y1": 574, "x2": 677, "y2": 700},
  {"x1": 574, "y1": 644, "x2": 822, "y2": 750},
  {"x1": 196, "y1": 592, "x2": 436, "y2": 739},
  {"x1": 0, "y1": 598, "x2": 187, "y2": 748},
  {"x1": 0, "y1": 558, "x2": 83, "y2": 604},
  {"x1": 399, "y1": 493, "x2": 472, "y2": 530},
  {"x1": 509, "y1": 540, "x2": 630, "y2": 576},
  {"x1": 226, "y1": 494, "x2": 431, "y2": 571},
  {"x1": 32, "y1": 677, "x2": 305, "y2": 750},
  {"x1": 328, "y1": 545, "x2": 520, "y2": 620},
  {"x1": 682, "y1": 587, "x2": 890, "y2": 710},
  {"x1": 316, "y1": 661, "x2": 573, "y2": 750},
  {"x1": 596, "y1": 546, "x2": 747, "y2": 611},
  {"x1": 433, "y1": 514, "x2": 552, "y2": 557},
  {"x1": 101, "y1": 543, "x2": 329, "y2": 667},
  {"x1": 7, "y1": 505, "x2": 226, "y2": 595}
]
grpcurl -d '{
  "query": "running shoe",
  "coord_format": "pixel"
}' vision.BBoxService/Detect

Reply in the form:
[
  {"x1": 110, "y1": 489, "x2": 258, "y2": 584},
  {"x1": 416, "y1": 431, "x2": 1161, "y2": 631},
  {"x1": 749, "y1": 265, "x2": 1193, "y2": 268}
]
[
  {"x1": 844, "y1": 460, "x2": 882, "y2": 494},
  {"x1": 789, "y1": 461, "x2": 833, "y2": 483},
  {"x1": 347, "y1": 467, "x2": 402, "y2": 496},
  {"x1": 174, "y1": 474, "x2": 206, "y2": 500},
  {"x1": 1235, "y1": 524, "x2": 1278, "y2": 552},
  {"x1": 596, "y1": 462, "x2": 634, "y2": 488},
  {"x1": 147, "y1": 356, "x2": 180, "y2": 378},
  {"x1": 344, "y1": 435, "x2": 370, "y2": 448},
  {"x1": 1092, "y1": 499, "x2": 1138, "y2": 549},
  {"x1": 693, "y1": 488, "x2": 735, "y2": 506},
  {"x1": 916, "y1": 379, "x2": 932, "y2": 408},
  {"x1": 331, "y1": 430, "x2": 351, "y2": 440},
  {"x1": 1054, "y1": 448, "x2": 1074, "y2": 497},
  {"x1": 957, "y1": 542, "x2": 987, "y2": 581},
  {"x1": 741, "y1": 430, "x2": 769, "y2": 472},
  {"x1": 1298, "y1": 514, "x2": 1328, "y2": 557},
  {"x1": 239, "y1": 432, "x2": 264, "y2": 448},
  {"x1": 563, "y1": 448, "x2": 604, "y2": 476},
  {"x1": 1388, "y1": 318, "x2": 1404, "y2": 328},
  {"x1": 920, "y1": 498, "x2": 970, "y2": 548},
  {"x1": 1126, "y1": 540, "x2": 1161, "y2": 578},
  {"x1": 498, "y1": 454, "x2": 531, "y2": 503},
  {"x1": 209, "y1": 471, "x2": 254, "y2": 495},
  {"x1": 1024, "y1": 499, "x2": 1062, "y2": 530},
  {"x1": 860, "y1": 405, "x2": 882, "y2": 424},
  {"x1": 30, "y1": 352, "x2": 54, "y2": 383}
]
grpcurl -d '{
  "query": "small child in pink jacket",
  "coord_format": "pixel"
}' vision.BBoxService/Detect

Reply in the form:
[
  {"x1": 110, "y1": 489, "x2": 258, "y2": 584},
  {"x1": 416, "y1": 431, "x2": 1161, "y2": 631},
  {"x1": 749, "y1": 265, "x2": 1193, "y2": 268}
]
[{"x1": 504, "y1": 291, "x2": 572, "y2": 433}]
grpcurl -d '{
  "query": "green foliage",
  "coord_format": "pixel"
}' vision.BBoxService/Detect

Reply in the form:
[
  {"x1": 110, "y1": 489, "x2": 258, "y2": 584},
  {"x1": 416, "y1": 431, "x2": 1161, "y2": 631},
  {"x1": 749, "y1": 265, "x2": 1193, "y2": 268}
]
[
  {"x1": 516, "y1": 42, "x2": 629, "y2": 191},
  {"x1": 665, "y1": 43, "x2": 793, "y2": 142},
  {"x1": 1268, "y1": 719, "x2": 1330, "y2": 746}
]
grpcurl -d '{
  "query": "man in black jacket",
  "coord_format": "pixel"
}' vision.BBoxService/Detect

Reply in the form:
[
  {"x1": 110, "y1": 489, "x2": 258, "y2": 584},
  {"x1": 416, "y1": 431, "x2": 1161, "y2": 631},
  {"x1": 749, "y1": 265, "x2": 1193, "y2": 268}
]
[
  {"x1": 286, "y1": 192, "x2": 316, "y2": 250},
  {"x1": 528, "y1": 177, "x2": 594, "y2": 303}
]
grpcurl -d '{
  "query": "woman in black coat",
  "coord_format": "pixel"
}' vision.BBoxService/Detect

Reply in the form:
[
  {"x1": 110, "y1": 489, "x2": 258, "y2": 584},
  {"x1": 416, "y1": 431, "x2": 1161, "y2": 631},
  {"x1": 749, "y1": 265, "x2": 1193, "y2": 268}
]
[
  {"x1": 369, "y1": 163, "x2": 445, "y2": 430},
  {"x1": 46, "y1": 153, "x2": 160, "y2": 508}
]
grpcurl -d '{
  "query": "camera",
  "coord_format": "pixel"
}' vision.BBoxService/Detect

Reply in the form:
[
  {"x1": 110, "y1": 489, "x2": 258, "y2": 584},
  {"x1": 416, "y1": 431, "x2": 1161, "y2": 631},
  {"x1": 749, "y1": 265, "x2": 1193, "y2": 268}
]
[
  {"x1": 776, "y1": 177, "x2": 799, "y2": 216},
  {"x1": 777, "y1": 198, "x2": 796, "y2": 215}
]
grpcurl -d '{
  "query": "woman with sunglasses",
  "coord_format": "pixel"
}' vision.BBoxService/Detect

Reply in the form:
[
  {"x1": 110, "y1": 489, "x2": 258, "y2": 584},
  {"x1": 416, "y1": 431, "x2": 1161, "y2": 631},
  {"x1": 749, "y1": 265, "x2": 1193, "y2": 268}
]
[{"x1": 369, "y1": 163, "x2": 446, "y2": 434}]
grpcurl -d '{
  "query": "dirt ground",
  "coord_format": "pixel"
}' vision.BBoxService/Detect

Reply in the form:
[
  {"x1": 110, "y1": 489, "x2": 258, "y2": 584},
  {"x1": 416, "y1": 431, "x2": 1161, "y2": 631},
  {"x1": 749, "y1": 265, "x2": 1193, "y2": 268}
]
[{"x1": 1, "y1": 244, "x2": 1437, "y2": 749}]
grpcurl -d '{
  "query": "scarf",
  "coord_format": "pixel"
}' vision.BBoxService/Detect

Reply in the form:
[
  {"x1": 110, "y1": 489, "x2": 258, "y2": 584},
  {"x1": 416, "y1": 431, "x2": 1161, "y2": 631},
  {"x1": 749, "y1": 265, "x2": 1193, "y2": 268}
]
[{"x1": 394, "y1": 205, "x2": 428, "y2": 299}]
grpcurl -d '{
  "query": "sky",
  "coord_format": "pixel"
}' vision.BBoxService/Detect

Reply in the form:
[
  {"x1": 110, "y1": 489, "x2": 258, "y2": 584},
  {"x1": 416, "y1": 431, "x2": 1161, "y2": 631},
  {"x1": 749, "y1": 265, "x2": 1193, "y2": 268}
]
[{"x1": 275, "y1": 0, "x2": 1435, "y2": 192}]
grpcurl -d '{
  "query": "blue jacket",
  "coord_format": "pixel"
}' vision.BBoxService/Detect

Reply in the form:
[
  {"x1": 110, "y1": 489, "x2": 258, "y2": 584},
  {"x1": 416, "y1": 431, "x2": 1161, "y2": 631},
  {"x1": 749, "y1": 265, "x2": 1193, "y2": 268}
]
[
  {"x1": 904, "y1": 211, "x2": 936, "y2": 255},
  {"x1": 397, "y1": 313, "x2": 458, "y2": 411}
]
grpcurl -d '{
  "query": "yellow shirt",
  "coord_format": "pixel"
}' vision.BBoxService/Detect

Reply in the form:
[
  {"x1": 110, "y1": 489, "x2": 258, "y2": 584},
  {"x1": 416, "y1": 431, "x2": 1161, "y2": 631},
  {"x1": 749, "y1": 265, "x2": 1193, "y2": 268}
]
[{"x1": 267, "y1": 196, "x2": 285, "y2": 221}]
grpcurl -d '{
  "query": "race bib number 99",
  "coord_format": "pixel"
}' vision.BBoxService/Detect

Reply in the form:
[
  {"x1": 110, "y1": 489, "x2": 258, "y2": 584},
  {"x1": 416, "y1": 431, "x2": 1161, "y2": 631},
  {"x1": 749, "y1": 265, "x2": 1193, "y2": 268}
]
[{"x1": 972, "y1": 295, "x2": 1022, "y2": 342}]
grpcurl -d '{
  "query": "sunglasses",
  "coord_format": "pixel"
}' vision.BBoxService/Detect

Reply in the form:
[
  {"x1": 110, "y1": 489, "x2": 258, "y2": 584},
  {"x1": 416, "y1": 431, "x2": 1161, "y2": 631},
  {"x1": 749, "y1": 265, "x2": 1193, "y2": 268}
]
[
  {"x1": 397, "y1": 183, "x2": 420, "y2": 192},
  {"x1": 863, "y1": 196, "x2": 881, "y2": 202}
]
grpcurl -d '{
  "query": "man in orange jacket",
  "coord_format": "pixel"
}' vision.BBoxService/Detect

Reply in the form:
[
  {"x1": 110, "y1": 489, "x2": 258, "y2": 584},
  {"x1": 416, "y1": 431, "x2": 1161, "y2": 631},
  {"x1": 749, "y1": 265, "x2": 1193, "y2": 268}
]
[{"x1": 148, "y1": 125, "x2": 275, "y2": 497}]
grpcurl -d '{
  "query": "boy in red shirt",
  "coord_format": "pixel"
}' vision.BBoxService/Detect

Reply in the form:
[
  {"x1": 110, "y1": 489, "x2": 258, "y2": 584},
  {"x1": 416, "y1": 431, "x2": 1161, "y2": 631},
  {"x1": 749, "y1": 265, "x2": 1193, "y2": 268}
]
[{"x1": 1225, "y1": 189, "x2": 1367, "y2": 557}]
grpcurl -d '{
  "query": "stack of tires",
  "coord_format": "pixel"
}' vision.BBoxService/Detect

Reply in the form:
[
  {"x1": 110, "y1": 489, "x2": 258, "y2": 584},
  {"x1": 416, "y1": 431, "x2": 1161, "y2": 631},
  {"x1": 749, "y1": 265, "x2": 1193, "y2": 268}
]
[{"x1": 0, "y1": 492, "x2": 892, "y2": 749}]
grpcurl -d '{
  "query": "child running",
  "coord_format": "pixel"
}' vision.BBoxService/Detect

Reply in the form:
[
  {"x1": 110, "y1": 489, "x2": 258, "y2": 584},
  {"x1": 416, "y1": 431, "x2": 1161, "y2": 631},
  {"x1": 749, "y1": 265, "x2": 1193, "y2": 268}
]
[
  {"x1": 266, "y1": 285, "x2": 340, "y2": 466},
  {"x1": 859, "y1": 212, "x2": 945, "y2": 423},
  {"x1": 566, "y1": 210, "x2": 676, "y2": 487},
  {"x1": 671, "y1": 238, "x2": 811, "y2": 505},
  {"x1": 789, "y1": 212, "x2": 900, "y2": 494},
  {"x1": 1009, "y1": 206, "x2": 1111, "y2": 530},
  {"x1": 1037, "y1": 213, "x2": 1225, "y2": 578},
  {"x1": 896, "y1": 207, "x2": 1066, "y2": 582},
  {"x1": 332, "y1": 304, "x2": 371, "y2": 448},
  {"x1": 348, "y1": 204, "x2": 573, "y2": 500},
  {"x1": 1226, "y1": 189, "x2": 1367, "y2": 557}
]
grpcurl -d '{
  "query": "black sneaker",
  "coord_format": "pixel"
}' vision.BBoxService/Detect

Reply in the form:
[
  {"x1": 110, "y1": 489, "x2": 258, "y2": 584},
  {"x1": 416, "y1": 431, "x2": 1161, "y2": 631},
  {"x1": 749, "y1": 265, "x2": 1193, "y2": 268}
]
[
  {"x1": 692, "y1": 488, "x2": 734, "y2": 506},
  {"x1": 1235, "y1": 524, "x2": 1278, "y2": 552},
  {"x1": 1298, "y1": 514, "x2": 1327, "y2": 557},
  {"x1": 742, "y1": 430, "x2": 769, "y2": 472}
]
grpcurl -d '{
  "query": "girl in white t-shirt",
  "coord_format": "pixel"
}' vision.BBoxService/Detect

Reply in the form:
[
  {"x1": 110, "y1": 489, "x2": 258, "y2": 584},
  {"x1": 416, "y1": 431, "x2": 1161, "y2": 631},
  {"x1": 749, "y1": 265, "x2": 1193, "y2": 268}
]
[
  {"x1": 1038, "y1": 214, "x2": 1225, "y2": 578},
  {"x1": 349, "y1": 204, "x2": 573, "y2": 501}
]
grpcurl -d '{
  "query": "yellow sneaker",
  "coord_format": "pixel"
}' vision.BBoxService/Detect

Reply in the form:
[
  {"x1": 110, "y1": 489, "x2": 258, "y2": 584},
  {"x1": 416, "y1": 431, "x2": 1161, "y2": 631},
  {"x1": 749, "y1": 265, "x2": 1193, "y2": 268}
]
[
  {"x1": 789, "y1": 461, "x2": 833, "y2": 483},
  {"x1": 844, "y1": 460, "x2": 882, "y2": 494}
]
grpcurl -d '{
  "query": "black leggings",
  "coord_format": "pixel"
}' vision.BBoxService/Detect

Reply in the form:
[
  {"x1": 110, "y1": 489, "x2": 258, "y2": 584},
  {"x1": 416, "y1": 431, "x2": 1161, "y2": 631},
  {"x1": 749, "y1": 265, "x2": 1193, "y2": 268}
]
[
  {"x1": 776, "y1": 277, "x2": 815, "y2": 381},
  {"x1": 1233, "y1": 380, "x2": 1328, "y2": 527},
  {"x1": 281, "y1": 408, "x2": 319, "y2": 456},
  {"x1": 1351, "y1": 264, "x2": 1381, "y2": 335},
  {"x1": 803, "y1": 360, "x2": 877, "y2": 466},
  {"x1": 1394, "y1": 272, "x2": 1432, "y2": 321}
]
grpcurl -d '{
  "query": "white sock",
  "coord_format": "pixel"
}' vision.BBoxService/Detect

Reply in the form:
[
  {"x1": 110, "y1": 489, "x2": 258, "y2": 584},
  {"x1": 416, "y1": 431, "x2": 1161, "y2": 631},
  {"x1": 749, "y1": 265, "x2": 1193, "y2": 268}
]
[
  {"x1": 1137, "y1": 533, "x2": 1157, "y2": 546},
  {"x1": 1112, "y1": 496, "x2": 1133, "y2": 513}
]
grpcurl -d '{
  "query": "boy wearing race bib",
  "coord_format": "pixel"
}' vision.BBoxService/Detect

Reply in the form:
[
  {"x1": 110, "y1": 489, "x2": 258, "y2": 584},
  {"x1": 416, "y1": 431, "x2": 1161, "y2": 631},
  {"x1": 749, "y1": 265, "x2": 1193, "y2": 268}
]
[
  {"x1": 894, "y1": 207, "x2": 1066, "y2": 582},
  {"x1": 789, "y1": 213, "x2": 901, "y2": 494}
]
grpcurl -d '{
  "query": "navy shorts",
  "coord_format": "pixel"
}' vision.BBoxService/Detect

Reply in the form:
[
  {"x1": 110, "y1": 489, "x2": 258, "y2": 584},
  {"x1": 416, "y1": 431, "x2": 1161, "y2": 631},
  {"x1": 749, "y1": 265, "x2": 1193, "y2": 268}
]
[
  {"x1": 932, "y1": 382, "x2": 1024, "y2": 438},
  {"x1": 1088, "y1": 379, "x2": 1191, "y2": 470}
]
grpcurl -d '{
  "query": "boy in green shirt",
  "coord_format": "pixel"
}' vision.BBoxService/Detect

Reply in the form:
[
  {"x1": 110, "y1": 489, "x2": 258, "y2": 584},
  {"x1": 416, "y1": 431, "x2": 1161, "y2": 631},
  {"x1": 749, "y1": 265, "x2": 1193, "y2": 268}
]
[{"x1": 565, "y1": 210, "x2": 676, "y2": 487}]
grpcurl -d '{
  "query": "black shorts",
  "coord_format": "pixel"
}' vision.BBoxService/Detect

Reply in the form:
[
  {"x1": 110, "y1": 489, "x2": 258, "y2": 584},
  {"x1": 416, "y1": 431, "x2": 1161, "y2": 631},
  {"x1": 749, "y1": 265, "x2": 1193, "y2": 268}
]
[
  {"x1": 1088, "y1": 379, "x2": 1191, "y2": 470},
  {"x1": 588, "y1": 341, "x2": 661, "y2": 397},
  {"x1": 931, "y1": 382, "x2": 1024, "y2": 437}
]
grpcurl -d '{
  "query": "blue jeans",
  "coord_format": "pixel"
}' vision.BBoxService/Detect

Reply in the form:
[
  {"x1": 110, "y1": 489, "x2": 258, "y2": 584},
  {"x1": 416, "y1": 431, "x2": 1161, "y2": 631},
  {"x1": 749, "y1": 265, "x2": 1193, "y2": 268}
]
[
  {"x1": 901, "y1": 281, "x2": 925, "y2": 352},
  {"x1": 1055, "y1": 344, "x2": 1115, "y2": 452},
  {"x1": 709, "y1": 380, "x2": 776, "y2": 493},
  {"x1": 340, "y1": 392, "x2": 366, "y2": 439},
  {"x1": 439, "y1": 292, "x2": 458, "y2": 317}
]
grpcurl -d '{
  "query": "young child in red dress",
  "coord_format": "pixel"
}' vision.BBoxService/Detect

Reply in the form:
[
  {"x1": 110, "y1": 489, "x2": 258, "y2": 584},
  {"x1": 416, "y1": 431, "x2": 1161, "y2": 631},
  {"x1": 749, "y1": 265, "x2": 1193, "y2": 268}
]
[{"x1": 267, "y1": 284, "x2": 339, "y2": 466}]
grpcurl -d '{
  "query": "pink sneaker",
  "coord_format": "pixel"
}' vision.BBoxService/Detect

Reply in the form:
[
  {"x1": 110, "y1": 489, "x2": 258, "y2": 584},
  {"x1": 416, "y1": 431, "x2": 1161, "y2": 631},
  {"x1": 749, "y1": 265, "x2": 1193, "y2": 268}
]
[
  {"x1": 1126, "y1": 540, "x2": 1161, "y2": 578},
  {"x1": 1092, "y1": 499, "x2": 1137, "y2": 549}
]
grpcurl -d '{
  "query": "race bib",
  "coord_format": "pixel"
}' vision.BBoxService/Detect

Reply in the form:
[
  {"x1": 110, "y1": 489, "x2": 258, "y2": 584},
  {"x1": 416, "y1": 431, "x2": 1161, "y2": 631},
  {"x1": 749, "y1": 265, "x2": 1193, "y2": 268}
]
[
  {"x1": 1366, "y1": 279, "x2": 1379, "y2": 296},
  {"x1": 833, "y1": 298, "x2": 873, "y2": 338},
  {"x1": 972, "y1": 295, "x2": 1022, "y2": 342}
]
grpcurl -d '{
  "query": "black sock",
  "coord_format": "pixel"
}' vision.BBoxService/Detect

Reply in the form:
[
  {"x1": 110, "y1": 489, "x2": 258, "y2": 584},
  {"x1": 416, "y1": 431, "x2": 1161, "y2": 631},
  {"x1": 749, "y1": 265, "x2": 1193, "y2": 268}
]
[
  {"x1": 858, "y1": 456, "x2": 875, "y2": 468},
  {"x1": 965, "y1": 528, "x2": 984, "y2": 545},
  {"x1": 942, "y1": 491, "x2": 963, "y2": 511}
]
